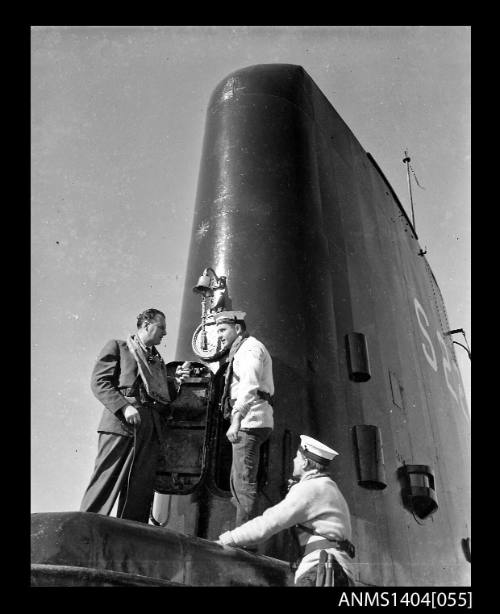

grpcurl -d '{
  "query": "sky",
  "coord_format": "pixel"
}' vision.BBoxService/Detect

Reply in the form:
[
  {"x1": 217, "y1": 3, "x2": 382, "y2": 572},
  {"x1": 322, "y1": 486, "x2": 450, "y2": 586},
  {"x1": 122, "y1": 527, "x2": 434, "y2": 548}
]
[{"x1": 31, "y1": 25, "x2": 471, "y2": 514}]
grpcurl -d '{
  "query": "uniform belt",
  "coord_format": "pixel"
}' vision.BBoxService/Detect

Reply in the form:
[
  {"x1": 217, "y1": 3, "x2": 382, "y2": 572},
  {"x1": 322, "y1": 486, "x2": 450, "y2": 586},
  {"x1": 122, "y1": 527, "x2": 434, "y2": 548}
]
[
  {"x1": 227, "y1": 390, "x2": 273, "y2": 411},
  {"x1": 256, "y1": 390, "x2": 274, "y2": 405},
  {"x1": 303, "y1": 538, "x2": 355, "y2": 559}
]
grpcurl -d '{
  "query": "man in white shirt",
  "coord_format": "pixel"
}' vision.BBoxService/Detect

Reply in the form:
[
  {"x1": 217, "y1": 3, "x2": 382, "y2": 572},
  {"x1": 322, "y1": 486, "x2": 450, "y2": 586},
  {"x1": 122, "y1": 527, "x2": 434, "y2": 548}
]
[
  {"x1": 215, "y1": 310, "x2": 274, "y2": 527},
  {"x1": 217, "y1": 435, "x2": 355, "y2": 586}
]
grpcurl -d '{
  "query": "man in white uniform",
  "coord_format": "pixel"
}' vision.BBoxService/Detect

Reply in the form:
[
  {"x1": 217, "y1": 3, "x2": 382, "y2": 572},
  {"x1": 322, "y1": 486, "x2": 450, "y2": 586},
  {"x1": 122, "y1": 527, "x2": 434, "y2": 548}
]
[
  {"x1": 217, "y1": 435, "x2": 355, "y2": 586},
  {"x1": 215, "y1": 310, "x2": 274, "y2": 527}
]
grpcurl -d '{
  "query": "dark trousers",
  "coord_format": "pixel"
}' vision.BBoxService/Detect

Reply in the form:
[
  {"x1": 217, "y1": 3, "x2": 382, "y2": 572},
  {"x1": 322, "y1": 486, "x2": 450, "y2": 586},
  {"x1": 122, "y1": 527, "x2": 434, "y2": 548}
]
[
  {"x1": 80, "y1": 407, "x2": 160, "y2": 523},
  {"x1": 230, "y1": 427, "x2": 272, "y2": 526}
]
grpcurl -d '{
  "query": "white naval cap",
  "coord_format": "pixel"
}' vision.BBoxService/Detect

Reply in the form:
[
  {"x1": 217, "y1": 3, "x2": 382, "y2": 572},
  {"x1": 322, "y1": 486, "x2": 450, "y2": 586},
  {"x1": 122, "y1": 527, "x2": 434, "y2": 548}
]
[
  {"x1": 299, "y1": 435, "x2": 339, "y2": 464},
  {"x1": 214, "y1": 310, "x2": 247, "y2": 324}
]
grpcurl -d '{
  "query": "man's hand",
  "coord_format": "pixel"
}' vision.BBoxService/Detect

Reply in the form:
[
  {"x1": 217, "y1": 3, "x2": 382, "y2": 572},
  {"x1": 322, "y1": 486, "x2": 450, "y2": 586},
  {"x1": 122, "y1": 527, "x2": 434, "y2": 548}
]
[
  {"x1": 175, "y1": 361, "x2": 192, "y2": 386},
  {"x1": 217, "y1": 531, "x2": 236, "y2": 547},
  {"x1": 123, "y1": 405, "x2": 141, "y2": 426},
  {"x1": 226, "y1": 412, "x2": 242, "y2": 443}
]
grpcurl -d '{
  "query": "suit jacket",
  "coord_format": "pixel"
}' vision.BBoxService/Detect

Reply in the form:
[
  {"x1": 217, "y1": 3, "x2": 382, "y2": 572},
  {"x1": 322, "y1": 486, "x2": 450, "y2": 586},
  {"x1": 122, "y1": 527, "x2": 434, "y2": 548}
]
[{"x1": 91, "y1": 339, "x2": 142, "y2": 437}]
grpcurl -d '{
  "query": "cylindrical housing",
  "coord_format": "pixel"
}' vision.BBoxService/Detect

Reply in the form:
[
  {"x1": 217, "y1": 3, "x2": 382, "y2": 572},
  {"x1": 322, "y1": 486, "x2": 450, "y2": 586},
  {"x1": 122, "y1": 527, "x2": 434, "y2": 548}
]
[
  {"x1": 345, "y1": 332, "x2": 371, "y2": 382},
  {"x1": 352, "y1": 424, "x2": 387, "y2": 489},
  {"x1": 397, "y1": 464, "x2": 438, "y2": 519}
]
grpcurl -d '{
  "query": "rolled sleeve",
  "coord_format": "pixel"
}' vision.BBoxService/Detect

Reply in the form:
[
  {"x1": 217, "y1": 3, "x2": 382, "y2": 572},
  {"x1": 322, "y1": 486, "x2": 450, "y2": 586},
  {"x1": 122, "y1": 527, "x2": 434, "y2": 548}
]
[{"x1": 227, "y1": 486, "x2": 309, "y2": 546}]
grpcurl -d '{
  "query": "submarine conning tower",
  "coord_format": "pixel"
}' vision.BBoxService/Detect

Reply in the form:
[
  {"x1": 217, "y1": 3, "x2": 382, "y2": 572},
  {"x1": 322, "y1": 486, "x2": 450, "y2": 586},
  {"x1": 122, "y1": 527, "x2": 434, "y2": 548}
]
[
  {"x1": 169, "y1": 63, "x2": 470, "y2": 586},
  {"x1": 177, "y1": 62, "x2": 363, "y2": 448}
]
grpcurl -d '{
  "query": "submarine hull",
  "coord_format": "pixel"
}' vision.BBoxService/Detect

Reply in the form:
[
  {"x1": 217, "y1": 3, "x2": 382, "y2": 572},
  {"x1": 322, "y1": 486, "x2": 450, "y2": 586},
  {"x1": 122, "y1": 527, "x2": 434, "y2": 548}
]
[{"x1": 31, "y1": 512, "x2": 293, "y2": 587}]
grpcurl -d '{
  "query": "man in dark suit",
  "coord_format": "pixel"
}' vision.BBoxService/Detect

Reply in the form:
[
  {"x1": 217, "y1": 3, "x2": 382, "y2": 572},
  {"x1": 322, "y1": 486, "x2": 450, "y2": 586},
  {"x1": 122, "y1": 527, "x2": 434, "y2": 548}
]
[{"x1": 80, "y1": 308, "x2": 173, "y2": 523}]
